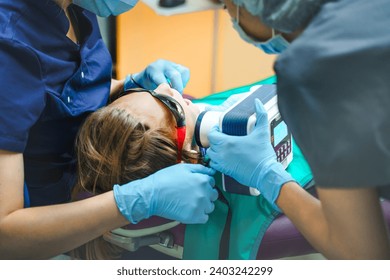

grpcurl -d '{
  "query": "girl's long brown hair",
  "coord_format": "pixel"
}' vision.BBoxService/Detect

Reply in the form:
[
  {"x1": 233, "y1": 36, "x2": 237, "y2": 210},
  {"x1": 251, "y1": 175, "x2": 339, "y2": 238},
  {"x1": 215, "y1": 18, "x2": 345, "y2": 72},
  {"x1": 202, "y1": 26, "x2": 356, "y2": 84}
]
[{"x1": 70, "y1": 105, "x2": 199, "y2": 259}]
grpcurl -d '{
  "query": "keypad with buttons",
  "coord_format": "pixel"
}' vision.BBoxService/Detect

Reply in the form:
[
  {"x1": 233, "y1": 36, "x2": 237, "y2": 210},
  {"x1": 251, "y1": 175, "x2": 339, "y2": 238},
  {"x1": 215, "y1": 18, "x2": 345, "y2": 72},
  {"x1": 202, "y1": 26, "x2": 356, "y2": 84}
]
[{"x1": 276, "y1": 139, "x2": 291, "y2": 163}]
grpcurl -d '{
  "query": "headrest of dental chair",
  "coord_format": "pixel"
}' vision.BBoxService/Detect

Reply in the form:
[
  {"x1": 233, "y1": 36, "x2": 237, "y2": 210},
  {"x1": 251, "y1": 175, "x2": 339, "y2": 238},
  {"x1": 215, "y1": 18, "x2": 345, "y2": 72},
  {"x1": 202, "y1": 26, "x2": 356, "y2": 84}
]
[
  {"x1": 114, "y1": 217, "x2": 180, "y2": 239},
  {"x1": 122, "y1": 217, "x2": 174, "y2": 230}
]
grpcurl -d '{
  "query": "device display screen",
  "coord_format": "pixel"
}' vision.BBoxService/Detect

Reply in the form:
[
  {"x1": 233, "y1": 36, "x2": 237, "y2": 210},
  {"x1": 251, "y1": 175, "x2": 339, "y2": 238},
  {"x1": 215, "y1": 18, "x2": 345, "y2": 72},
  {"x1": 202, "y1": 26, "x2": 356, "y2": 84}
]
[{"x1": 273, "y1": 121, "x2": 288, "y2": 147}]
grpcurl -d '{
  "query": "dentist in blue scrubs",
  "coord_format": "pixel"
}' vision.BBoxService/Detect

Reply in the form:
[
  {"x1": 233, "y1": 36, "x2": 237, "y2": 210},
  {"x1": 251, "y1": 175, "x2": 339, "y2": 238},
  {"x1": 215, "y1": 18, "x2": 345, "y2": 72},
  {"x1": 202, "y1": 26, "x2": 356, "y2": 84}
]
[
  {"x1": 0, "y1": 0, "x2": 217, "y2": 259},
  {"x1": 207, "y1": 0, "x2": 390, "y2": 259}
]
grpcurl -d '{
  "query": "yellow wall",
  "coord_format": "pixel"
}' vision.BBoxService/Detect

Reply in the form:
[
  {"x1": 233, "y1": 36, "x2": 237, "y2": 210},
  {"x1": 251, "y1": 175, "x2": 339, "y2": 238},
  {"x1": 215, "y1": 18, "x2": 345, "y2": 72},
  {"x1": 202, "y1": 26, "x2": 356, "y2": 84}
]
[{"x1": 116, "y1": 3, "x2": 276, "y2": 98}]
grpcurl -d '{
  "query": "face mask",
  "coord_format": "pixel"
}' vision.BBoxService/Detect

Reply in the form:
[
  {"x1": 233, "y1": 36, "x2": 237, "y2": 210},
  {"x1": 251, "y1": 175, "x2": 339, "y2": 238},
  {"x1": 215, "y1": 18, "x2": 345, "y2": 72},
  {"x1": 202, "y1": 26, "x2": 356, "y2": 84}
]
[
  {"x1": 231, "y1": 6, "x2": 290, "y2": 54},
  {"x1": 73, "y1": 0, "x2": 139, "y2": 17}
]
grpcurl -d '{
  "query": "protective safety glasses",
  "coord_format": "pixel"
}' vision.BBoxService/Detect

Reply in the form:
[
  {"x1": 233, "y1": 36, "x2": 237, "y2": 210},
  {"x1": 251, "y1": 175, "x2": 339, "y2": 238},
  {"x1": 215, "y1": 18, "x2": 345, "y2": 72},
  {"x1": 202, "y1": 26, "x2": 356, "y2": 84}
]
[{"x1": 116, "y1": 88, "x2": 186, "y2": 162}]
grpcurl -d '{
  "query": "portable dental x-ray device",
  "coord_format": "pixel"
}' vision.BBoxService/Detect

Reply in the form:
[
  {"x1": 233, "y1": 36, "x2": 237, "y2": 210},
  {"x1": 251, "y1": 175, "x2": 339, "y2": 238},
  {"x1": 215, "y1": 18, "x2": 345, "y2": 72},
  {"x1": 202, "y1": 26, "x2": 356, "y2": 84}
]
[{"x1": 194, "y1": 84, "x2": 293, "y2": 196}]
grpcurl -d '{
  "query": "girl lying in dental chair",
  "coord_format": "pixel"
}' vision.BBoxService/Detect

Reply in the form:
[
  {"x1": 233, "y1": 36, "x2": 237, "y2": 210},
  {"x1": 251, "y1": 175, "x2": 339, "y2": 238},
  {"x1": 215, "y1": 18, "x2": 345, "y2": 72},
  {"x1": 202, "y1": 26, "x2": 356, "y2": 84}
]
[{"x1": 70, "y1": 83, "x2": 312, "y2": 259}]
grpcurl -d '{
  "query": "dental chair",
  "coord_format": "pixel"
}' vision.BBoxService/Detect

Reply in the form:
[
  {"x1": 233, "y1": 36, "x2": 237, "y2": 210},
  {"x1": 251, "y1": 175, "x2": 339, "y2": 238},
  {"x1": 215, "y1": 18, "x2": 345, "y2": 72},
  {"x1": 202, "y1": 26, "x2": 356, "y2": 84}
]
[{"x1": 104, "y1": 194, "x2": 390, "y2": 260}]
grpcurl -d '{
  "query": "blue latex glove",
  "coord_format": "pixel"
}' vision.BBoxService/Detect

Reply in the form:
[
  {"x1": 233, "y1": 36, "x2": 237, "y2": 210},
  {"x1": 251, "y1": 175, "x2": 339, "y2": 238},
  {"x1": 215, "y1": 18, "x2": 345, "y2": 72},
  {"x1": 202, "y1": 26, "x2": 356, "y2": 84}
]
[
  {"x1": 206, "y1": 99, "x2": 294, "y2": 211},
  {"x1": 113, "y1": 164, "x2": 218, "y2": 224},
  {"x1": 124, "y1": 59, "x2": 190, "y2": 93},
  {"x1": 205, "y1": 93, "x2": 246, "y2": 112}
]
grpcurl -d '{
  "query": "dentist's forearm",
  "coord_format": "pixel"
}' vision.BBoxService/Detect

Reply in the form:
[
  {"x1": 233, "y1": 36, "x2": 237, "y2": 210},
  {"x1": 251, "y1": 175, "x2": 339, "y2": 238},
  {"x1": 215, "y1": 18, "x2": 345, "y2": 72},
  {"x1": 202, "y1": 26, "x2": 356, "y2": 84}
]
[
  {"x1": 276, "y1": 182, "x2": 390, "y2": 259},
  {"x1": 0, "y1": 191, "x2": 128, "y2": 259},
  {"x1": 276, "y1": 182, "x2": 328, "y2": 254}
]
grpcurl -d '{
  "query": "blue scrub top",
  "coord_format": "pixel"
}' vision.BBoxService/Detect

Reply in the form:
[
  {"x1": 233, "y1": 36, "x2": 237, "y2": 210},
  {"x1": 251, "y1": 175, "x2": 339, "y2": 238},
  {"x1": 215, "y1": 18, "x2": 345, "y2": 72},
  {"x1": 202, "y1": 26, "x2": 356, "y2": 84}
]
[
  {"x1": 0, "y1": 0, "x2": 112, "y2": 206},
  {"x1": 275, "y1": 0, "x2": 390, "y2": 198}
]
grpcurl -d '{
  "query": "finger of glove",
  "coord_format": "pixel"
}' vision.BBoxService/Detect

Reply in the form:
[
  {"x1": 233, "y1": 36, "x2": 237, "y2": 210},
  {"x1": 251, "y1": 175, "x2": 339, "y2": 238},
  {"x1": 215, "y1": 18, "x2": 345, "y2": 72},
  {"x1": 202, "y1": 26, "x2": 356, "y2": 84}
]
[
  {"x1": 209, "y1": 187, "x2": 219, "y2": 201},
  {"x1": 143, "y1": 71, "x2": 166, "y2": 90},
  {"x1": 131, "y1": 72, "x2": 143, "y2": 85},
  {"x1": 208, "y1": 127, "x2": 243, "y2": 155},
  {"x1": 255, "y1": 99, "x2": 268, "y2": 126},
  {"x1": 164, "y1": 69, "x2": 184, "y2": 93},
  {"x1": 207, "y1": 157, "x2": 224, "y2": 175},
  {"x1": 207, "y1": 125, "x2": 228, "y2": 146},
  {"x1": 171, "y1": 63, "x2": 190, "y2": 89},
  {"x1": 206, "y1": 136, "x2": 227, "y2": 170},
  {"x1": 207, "y1": 147, "x2": 241, "y2": 181},
  {"x1": 204, "y1": 200, "x2": 215, "y2": 214},
  {"x1": 250, "y1": 99, "x2": 270, "y2": 137},
  {"x1": 123, "y1": 74, "x2": 133, "y2": 91},
  {"x1": 192, "y1": 213, "x2": 209, "y2": 224}
]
